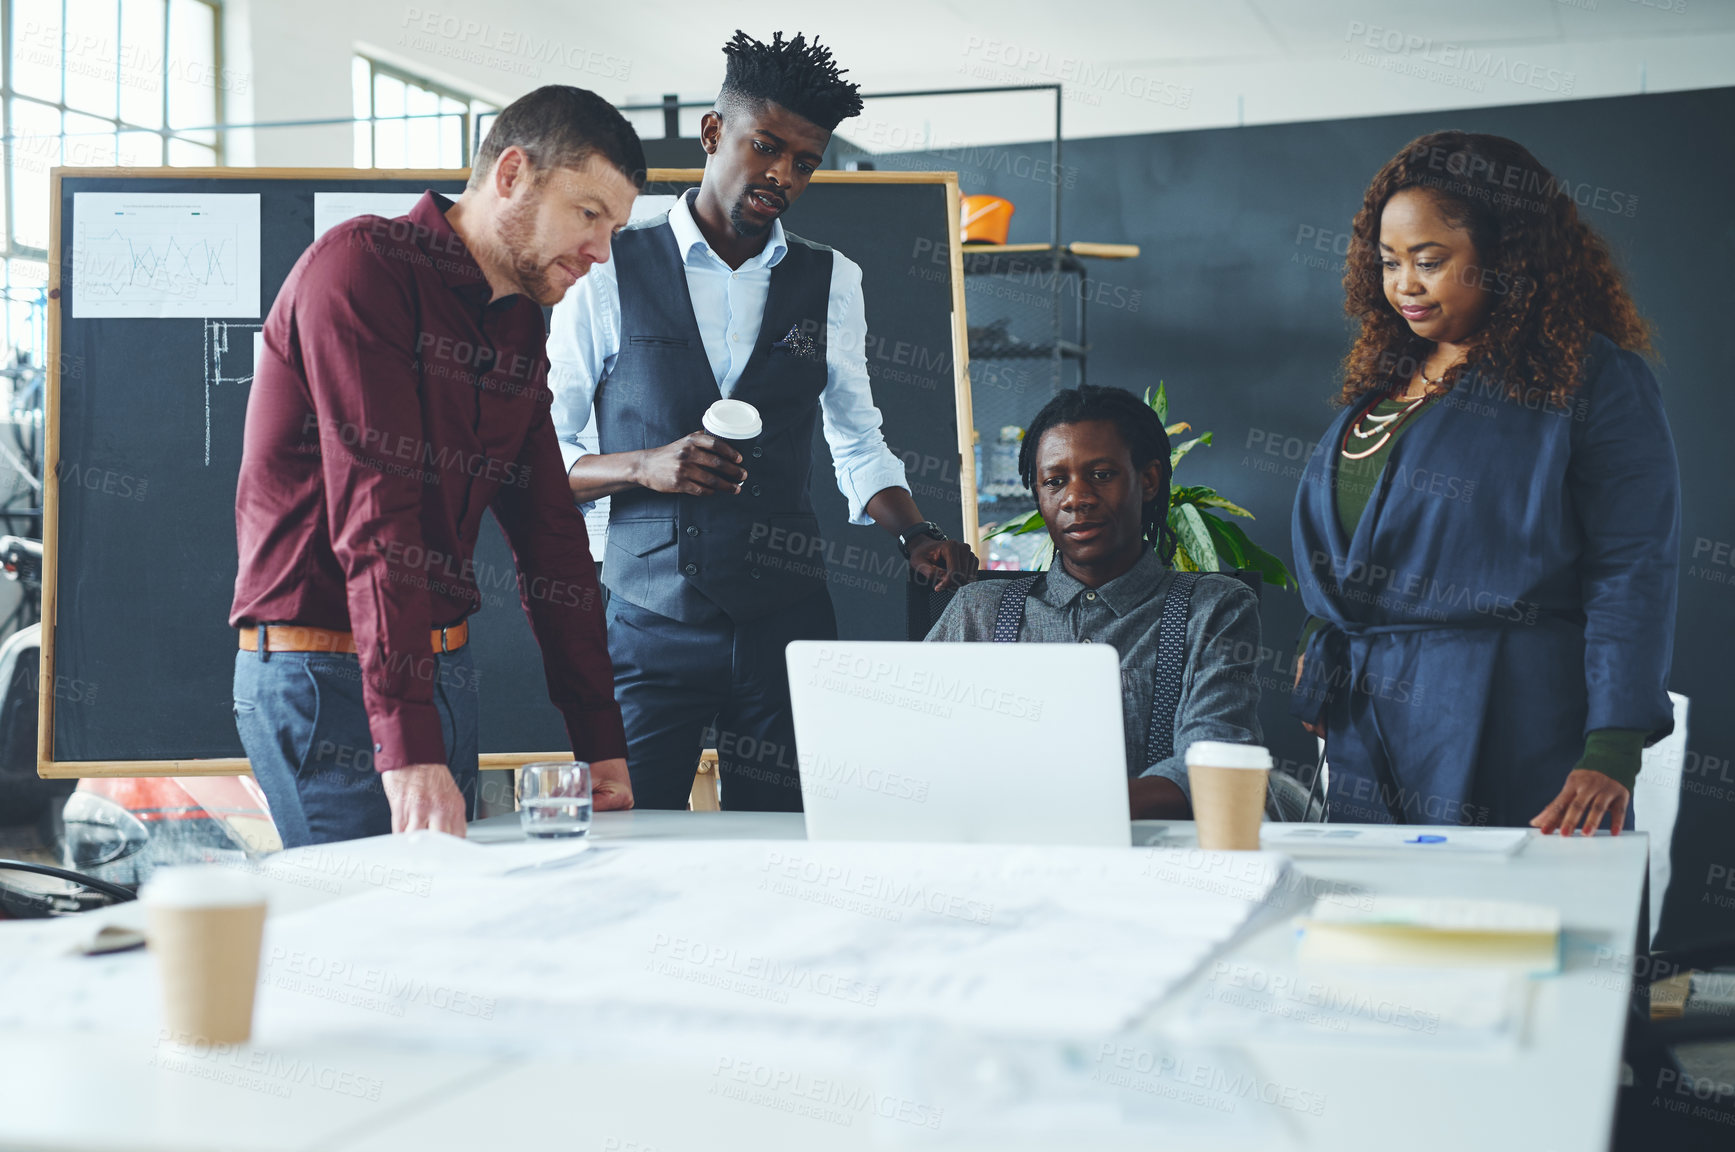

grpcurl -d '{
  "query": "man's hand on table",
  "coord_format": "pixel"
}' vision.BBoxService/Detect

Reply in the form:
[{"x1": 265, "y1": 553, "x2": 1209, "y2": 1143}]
[
  {"x1": 1129, "y1": 776, "x2": 1191, "y2": 821},
  {"x1": 382, "y1": 762, "x2": 469, "y2": 837},
  {"x1": 591, "y1": 757, "x2": 634, "y2": 811}
]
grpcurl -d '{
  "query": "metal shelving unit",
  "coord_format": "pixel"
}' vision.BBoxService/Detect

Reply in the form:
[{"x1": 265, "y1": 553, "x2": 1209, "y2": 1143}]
[{"x1": 963, "y1": 245, "x2": 1090, "y2": 383}]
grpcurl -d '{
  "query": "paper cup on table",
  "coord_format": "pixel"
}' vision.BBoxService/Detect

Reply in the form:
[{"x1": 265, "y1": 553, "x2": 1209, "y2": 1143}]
[
  {"x1": 702, "y1": 398, "x2": 763, "y2": 458},
  {"x1": 1186, "y1": 741, "x2": 1273, "y2": 850},
  {"x1": 142, "y1": 867, "x2": 267, "y2": 1045}
]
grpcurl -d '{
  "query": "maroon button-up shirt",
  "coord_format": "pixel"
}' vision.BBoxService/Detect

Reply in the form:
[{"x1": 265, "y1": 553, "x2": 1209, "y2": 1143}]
[{"x1": 231, "y1": 192, "x2": 626, "y2": 771}]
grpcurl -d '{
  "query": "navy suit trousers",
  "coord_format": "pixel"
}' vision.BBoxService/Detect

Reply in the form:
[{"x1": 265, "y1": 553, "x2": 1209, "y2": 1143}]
[{"x1": 607, "y1": 594, "x2": 836, "y2": 812}]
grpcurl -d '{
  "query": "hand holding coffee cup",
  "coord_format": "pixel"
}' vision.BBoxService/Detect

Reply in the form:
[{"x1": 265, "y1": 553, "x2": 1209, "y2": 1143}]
[
  {"x1": 143, "y1": 867, "x2": 268, "y2": 1045},
  {"x1": 1185, "y1": 741, "x2": 1272, "y2": 851},
  {"x1": 638, "y1": 400, "x2": 757, "y2": 496},
  {"x1": 702, "y1": 399, "x2": 762, "y2": 459}
]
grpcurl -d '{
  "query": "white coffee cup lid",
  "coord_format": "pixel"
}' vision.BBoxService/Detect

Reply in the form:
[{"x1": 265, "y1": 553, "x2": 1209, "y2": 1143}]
[
  {"x1": 140, "y1": 866, "x2": 266, "y2": 908},
  {"x1": 702, "y1": 399, "x2": 762, "y2": 440},
  {"x1": 1184, "y1": 741, "x2": 1273, "y2": 770}
]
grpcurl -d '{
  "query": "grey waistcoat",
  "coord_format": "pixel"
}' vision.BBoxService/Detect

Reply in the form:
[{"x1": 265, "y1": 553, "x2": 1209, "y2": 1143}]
[{"x1": 596, "y1": 217, "x2": 834, "y2": 623}]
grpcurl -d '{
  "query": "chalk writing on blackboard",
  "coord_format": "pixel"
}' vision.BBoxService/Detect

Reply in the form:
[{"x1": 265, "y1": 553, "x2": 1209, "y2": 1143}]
[{"x1": 203, "y1": 320, "x2": 261, "y2": 465}]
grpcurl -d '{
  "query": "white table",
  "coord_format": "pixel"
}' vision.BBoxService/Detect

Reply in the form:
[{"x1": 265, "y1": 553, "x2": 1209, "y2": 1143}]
[{"x1": 0, "y1": 814, "x2": 1649, "y2": 1151}]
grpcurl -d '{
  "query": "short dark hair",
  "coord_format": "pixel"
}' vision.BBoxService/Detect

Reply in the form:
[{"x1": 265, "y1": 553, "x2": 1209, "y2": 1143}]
[
  {"x1": 1017, "y1": 385, "x2": 1176, "y2": 561},
  {"x1": 716, "y1": 30, "x2": 863, "y2": 132},
  {"x1": 468, "y1": 86, "x2": 646, "y2": 191}
]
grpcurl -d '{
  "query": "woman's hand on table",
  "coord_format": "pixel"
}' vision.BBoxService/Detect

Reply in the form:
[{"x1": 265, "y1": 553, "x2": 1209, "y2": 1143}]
[{"x1": 1530, "y1": 769, "x2": 1629, "y2": 836}]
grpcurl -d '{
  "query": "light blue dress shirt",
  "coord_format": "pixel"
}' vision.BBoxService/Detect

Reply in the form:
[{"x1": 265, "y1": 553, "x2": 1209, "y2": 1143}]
[{"x1": 547, "y1": 190, "x2": 909, "y2": 525}]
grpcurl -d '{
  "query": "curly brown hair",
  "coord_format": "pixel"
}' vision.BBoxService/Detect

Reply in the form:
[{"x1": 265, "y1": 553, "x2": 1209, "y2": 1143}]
[{"x1": 1338, "y1": 130, "x2": 1651, "y2": 409}]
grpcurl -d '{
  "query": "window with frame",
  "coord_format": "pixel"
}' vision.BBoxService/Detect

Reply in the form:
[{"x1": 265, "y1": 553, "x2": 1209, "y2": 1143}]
[
  {"x1": 352, "y1": 56, "x2": 492, "y2": 170},
  {"x1": 2, "y1": 0, "x2": 225, "y2": 369}
]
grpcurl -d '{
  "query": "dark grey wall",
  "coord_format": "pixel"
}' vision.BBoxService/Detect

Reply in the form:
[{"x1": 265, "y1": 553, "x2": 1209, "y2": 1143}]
[{"x1": 889, "y1": 85, "x2": 1735, "y2": 949}]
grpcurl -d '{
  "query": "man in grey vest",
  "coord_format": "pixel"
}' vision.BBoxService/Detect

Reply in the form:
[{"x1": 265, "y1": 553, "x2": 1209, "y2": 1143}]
[{"x1": 548, "y1": 31, "x2": 976, "y2": 811}]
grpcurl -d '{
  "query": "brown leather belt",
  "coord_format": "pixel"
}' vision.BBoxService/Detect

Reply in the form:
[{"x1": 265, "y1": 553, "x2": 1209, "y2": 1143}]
[{"x1": 239, "y1": 620, "x2": 469, "y2": 655}]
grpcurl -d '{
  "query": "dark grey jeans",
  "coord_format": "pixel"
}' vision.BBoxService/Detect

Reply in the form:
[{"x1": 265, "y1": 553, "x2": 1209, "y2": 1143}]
[{"x1": 233, "y1": 646, "x2": 479, "y2": 848}]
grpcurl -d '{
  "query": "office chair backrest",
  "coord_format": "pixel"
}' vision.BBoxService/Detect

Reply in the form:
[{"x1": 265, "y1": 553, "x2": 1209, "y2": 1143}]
[{"x1": 1632, "y1": 691, "x2": 1690, "y2": 947}]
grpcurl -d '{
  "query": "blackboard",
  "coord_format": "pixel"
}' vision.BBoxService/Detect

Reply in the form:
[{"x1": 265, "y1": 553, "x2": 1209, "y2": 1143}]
[{"x1": 44, "y1": 169, "x2": 971, "y2": 775}]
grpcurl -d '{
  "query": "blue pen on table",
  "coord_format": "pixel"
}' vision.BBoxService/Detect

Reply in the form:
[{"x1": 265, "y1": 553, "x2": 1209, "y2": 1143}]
[{"x1": 1405, "y1": 834, "x2": 1448, "y2": 844}]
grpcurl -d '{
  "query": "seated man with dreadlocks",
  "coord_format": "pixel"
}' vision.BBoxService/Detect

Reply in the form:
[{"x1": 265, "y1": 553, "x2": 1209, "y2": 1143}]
[{"x1": 927, "y1": 386, "x2": 1263, "y2": 819}]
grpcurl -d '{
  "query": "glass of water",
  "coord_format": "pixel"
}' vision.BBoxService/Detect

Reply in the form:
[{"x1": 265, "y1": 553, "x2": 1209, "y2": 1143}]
[{"x1": 517, "y1": 761, "x2": 592, "y2": 839}]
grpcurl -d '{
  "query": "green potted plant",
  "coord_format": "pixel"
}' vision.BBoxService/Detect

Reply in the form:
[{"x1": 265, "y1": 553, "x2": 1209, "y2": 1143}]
[{"x1": 985, "y1": 384, "x2": 1296, "y2": 589}]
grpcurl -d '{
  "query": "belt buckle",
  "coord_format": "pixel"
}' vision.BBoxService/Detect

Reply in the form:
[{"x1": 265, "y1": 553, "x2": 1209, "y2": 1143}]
[{"x1": 437, "y1": 626, "x2": 451, "y2": 654}]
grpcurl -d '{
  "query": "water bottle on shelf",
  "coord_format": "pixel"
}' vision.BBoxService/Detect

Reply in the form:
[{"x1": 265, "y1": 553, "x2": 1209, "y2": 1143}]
[{"x1": 987, "y1": 426, "x2": 1023, "y2": 498}]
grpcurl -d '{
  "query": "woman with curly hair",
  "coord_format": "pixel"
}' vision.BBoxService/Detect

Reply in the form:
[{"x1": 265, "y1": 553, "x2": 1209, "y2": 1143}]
[{"x1": 1290, "y1": 130, "x2": 1678, "y2": 835}]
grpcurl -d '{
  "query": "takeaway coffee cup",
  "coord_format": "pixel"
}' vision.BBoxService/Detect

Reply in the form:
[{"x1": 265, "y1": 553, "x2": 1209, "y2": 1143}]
[
  {"x1": 702, "y1": 398, "x2": 763, "y2": 459},
  {"x1": 143, "y1": 867, "x2": 268, "y2": 1045},
  {"x1": 1185, "y1": 741, "x2": 1273, "y2": 851}
]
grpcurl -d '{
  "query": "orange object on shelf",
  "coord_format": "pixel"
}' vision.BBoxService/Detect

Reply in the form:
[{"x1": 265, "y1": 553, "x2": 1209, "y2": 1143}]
[{"x1": 961, "y1": 194, "x2": 1015, "y2": 245}]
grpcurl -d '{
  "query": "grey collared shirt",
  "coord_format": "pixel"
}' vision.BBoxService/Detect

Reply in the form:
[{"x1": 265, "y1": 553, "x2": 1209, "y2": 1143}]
[{"x1": 924, "y1": 550, "x2": 1263, "y2": 800}]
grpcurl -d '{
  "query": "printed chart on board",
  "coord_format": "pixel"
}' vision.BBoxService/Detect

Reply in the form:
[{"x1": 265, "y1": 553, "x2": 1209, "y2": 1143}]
[{"x1": 70, "y1": 192, "x2": 261, "y2": 319}]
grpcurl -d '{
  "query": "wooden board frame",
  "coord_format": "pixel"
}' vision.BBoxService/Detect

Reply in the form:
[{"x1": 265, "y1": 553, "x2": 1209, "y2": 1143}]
[{"x1": 41, "y1": 166, "x2": 976, "y2": 778}]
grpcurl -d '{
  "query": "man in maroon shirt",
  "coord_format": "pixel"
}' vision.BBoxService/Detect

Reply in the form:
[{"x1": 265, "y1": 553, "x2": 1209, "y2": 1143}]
[{"x1": 231, "y1": 87, "x2": 642, "y2": 846}]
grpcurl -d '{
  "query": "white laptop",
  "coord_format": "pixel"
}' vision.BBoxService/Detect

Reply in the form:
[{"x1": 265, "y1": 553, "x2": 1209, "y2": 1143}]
[{"x1": 786, "y1": 640, "x2": 1132, "y2": 846}]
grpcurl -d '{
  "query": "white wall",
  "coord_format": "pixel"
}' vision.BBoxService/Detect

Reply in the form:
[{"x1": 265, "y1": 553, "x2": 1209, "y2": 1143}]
[
  {"x1": 223, "y1": 0, "x2": 1735, "y2": 167},
  {"x1": 230, "y1": 0, "x2": 653, "y2": 168}
]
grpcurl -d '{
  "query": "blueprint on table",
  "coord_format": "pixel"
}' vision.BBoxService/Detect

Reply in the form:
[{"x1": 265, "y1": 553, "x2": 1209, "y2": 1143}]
[{"x1": 250, "y1": 840, "x2": 1289, "y2": 1046}]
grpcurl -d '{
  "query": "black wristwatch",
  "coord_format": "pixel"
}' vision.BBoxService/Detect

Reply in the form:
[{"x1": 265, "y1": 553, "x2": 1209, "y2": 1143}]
[{"x1": 896, "y1": 521, "x2": 948, "y2": 559}]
